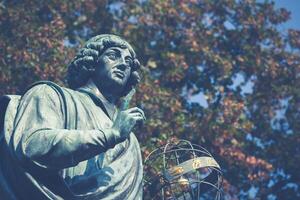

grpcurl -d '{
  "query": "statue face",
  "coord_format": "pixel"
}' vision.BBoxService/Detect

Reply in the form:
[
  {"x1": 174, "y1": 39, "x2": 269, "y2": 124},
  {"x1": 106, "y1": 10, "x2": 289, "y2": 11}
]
[{"x1": 94, "y1": 47, "x2": 132, "y2": 92}]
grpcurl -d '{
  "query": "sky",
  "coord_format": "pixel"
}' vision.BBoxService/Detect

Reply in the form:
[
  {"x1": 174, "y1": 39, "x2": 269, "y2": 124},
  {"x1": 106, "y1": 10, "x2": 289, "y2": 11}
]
[
  {"x1": 273, "y1": 0, "x2": 300, "y2": 30},
  {"x1": 188, "y1": 1, "x2": 300, "y2": 198},
  {"x1": 190, "y1": 0, "x2": 300, "y2": 107}
]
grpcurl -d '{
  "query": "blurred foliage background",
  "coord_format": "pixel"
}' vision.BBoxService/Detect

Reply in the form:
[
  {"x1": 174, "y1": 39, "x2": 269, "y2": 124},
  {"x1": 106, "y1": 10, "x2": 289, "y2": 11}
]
[{"x1": 0, "y1": 0, "x2": 299, "y2": 199}]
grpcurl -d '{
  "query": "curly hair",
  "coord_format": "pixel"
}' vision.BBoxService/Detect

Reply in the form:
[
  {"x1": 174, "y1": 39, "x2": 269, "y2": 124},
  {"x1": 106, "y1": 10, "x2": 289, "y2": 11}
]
[{"x1": 67, "y1": 34, "x2": 141, "y2": 96}]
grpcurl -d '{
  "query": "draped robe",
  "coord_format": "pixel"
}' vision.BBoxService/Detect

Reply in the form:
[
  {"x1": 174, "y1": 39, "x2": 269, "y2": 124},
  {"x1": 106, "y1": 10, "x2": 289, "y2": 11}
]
[{"x1": 0, "y1": 83, "x2": 143, "y2": 200}]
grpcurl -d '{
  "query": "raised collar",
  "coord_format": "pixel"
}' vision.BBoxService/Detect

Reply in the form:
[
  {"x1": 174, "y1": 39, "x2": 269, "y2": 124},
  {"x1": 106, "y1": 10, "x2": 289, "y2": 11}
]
[{"x1": 77, "y1": 80, "x2": 117, "y2": 119}]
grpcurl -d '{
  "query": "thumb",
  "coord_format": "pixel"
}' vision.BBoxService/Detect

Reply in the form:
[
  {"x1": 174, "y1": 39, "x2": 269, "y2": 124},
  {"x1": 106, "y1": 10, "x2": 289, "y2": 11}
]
[{"x1": 120, "y1": 88, "x2": 136, "y2": 110}]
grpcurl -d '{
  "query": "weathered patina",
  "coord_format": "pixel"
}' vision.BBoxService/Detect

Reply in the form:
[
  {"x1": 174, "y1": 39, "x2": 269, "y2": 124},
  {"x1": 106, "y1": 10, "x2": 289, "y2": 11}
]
[{"x1": 0, "y1": 34, "x2": 145, "y2": 200}]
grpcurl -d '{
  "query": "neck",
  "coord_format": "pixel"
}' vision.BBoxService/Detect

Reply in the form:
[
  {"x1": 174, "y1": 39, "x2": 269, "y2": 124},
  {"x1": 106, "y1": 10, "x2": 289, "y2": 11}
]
[{"x1": 84, "y1": 80, "x2": 118, "y2": 104}]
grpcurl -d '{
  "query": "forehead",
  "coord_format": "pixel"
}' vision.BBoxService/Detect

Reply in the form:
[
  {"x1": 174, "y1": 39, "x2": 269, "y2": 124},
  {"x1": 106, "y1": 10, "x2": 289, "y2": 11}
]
[{"x1": 103, "y1": 47, "x2": 132, "y2": 57}]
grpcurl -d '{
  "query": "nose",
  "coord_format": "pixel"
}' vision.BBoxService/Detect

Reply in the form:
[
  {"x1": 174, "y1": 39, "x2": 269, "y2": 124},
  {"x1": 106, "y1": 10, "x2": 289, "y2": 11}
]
[
  {"x1": 119, "y1": 56, "x2": 127, "y2": 65},
  {"x1": 117, "y1": 56, "x2": 129, "y2": 70}
]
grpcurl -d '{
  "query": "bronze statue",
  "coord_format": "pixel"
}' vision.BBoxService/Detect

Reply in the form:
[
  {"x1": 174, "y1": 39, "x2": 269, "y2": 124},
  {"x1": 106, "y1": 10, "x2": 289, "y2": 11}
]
[{"x1": 0, "y1": 34, "x2": 145, "y2": 199}]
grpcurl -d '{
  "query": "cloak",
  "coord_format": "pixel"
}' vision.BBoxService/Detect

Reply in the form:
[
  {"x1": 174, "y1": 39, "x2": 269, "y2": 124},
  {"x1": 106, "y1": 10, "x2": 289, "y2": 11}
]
[{"x1": 0, "y1": 83, "x2": 143, "y2": 200}]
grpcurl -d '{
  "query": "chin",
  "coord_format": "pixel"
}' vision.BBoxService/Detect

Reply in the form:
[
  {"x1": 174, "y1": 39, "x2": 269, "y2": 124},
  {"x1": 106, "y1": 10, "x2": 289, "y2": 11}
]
[
  {"x1": 110, "y1": 78, "x2": 127, "y2": 89},
  {"x1": 111, "y1": 77, "x2": 126, "y2": 85}
]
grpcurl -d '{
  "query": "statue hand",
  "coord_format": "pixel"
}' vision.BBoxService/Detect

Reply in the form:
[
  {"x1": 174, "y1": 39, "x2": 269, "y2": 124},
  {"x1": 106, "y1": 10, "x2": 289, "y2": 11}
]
[
  {"x1": 112, "y1": 107, "x2": 146, "y2": 142},
  {"x1": 112, "y1": 89, "x2": 146, "y2": 142}
]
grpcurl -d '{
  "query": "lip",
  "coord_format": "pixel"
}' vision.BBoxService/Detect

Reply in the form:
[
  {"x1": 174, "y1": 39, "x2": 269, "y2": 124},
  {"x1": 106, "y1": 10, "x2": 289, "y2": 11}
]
[{"x1": 113, "y1": 71, "x2": 125, "y2": 78}]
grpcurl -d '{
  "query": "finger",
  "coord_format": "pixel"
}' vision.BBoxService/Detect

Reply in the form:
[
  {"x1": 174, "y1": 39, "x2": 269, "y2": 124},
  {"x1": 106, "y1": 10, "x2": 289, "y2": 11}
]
[
  {"x1": 127, "y1": 107, "x2": 146, "y2": 120},
  {"x1": 130, "y1": 112, "x2": 145, "y2": 118},
  {"x1": 131, "y1": 113, "x2": 146, "y2": 121},
  {"x1": 120, "y1": 88, "x2": 136, "y2": 110},
  {"x1": 125, "y1": 111, "x2": 144, "y2": 120},
  {"x1": 131, "y1": 115, "x2": 145, "y2": 122}
]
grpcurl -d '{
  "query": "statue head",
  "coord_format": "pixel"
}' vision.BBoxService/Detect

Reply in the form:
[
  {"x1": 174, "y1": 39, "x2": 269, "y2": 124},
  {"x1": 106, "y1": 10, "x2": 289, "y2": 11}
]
[{"x1": 67, "y1": 34, "x2": 141, "y2": 97}]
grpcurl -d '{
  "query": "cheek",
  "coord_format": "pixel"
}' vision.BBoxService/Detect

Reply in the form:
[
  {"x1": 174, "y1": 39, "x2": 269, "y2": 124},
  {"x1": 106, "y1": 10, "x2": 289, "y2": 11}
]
[
  {"x1": 98, "y1": 63, "x2": 113, "y2": 75},
  {"x1": 125, "y1": 70, "x2": 131, "y2": 80}
]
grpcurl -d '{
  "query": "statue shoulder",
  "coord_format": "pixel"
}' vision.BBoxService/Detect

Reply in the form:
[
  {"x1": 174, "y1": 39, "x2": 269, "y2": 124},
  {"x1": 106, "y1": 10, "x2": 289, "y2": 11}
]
[
  {"x1": 23, "y1": 81, "x2": 76, "y2": 101},
  {"x1": 21, "y1": 82, "x2": 78, "y2": 129}
]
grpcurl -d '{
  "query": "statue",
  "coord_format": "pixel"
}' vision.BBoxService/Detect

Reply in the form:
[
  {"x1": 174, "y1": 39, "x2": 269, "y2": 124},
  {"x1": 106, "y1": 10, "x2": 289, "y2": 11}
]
[{"x1": 0, "y1": 34, "x2": 145, "y2": 199}]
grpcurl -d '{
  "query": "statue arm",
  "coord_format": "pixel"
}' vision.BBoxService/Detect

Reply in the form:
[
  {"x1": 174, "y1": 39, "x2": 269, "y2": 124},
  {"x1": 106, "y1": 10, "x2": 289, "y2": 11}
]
[{"x1": 13, "y1": 84, "x2": 118, "y2": 170}]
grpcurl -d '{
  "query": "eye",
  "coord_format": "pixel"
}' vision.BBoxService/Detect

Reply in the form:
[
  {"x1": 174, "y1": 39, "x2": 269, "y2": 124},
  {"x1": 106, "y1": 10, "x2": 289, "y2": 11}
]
[
  {"x1": 106, "y1": 51, "x2": 118, "y2": 60},
  {"x1": 125, "y1": 58, "x2": 133, "y2": 67}
]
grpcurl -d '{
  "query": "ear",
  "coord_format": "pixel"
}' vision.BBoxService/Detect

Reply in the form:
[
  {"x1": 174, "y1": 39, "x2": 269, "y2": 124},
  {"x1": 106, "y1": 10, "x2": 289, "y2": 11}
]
[{"x1": 131, "y1": 71, "x2": 141, "y2": 84}]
